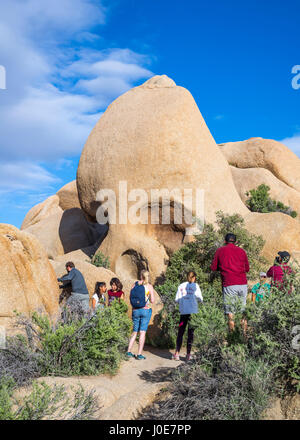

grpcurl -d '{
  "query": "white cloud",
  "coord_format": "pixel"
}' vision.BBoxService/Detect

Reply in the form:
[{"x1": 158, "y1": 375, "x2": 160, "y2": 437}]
[
  {"x1": 0, "y1": 161, "x2": 60, "y2": 192},
  {"x1": 0, "y1": 0, "x2": 154, "y2": 195},
  {"x1": 281, "y1": 135, "x2": 300, "y2": 156}
]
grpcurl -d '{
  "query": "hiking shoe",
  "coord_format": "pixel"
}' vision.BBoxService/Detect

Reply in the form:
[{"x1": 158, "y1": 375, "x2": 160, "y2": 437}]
[
  {"x1": 185, "y1": 354, "x2": 192, "y2": 361},
  {"x1": 135, "y1": 354, "x2": 146, "y2": 360},
  {"x1": 126, "y1": 352, "x2": 135, "y2": 358},
  {"x1": 172, "y1": 354, "x2": 180, "y2": 361}
]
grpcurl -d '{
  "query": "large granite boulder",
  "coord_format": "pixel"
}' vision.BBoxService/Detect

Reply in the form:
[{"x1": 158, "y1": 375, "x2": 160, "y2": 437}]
[
  {"x1": 21, "y1": 188, "x2": 105, "y2": 260},
  {"x1": 244, "y1": 212, "x2": 300, "y2": 263},
  {"x1": 219, "y1": 137, "x2": 300, "y2": 192},
  {"x1": 0, "y1": 224, "x2": 60, "y2": 329},
  {"x1": 76, "y1": 75, "x2": 248, "y2": 280},
  {"x1": 56, "y1": 180, "x2": 81, "y2": 211}
]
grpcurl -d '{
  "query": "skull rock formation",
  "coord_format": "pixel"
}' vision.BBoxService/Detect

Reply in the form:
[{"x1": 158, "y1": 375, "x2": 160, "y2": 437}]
[{"x1": 76, "y1": 75, "x2": 248, "y2": 281}]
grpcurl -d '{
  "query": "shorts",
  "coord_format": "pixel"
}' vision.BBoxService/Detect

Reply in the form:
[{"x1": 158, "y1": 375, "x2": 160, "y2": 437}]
[
  {"x1": 67, "y1": 292, "x2": 90, "y2": 313},
  {"x1": 222, "y1": 285, "x2": 248, "y2": 315},
  {"x1": 132, "y1": 308, "x2": 152, "y2": 332}
]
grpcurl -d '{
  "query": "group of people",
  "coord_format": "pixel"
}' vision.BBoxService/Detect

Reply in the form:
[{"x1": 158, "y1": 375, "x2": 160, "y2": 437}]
[
  {"x1": 57, "y1": 262, "x2": 125, "y2": 312},
  {"x1": 173, "y1": 233, "x2": 294, "y2": 361},
  {"x1": 57, "y1": 232, "x2": 294, "y2": 362},
  {"x1": 57, "y1": 263, "x2": 155, "y2": 360}
]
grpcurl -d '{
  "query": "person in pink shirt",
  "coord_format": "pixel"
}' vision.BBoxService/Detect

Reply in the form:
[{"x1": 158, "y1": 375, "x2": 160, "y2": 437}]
[
  {"x1": 211, "y1": 233, "x2": 249, "y2": 332},
  {"x1": 267, "y1": 251, "x2": 293, "y2": 291}
]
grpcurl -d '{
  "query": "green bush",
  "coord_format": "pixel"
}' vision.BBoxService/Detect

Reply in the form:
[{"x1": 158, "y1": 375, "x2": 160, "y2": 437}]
[
  {"x1": 0, "y1": 377, "x2": 99, "y2": 420},
  {"x1": 142, "y1": 210, "x2": 299, "y2": 419},
  {"x1": 245, "y1": 272, "x2": 300, "y2": 393},
  {"x1": 36, "y1": 300, "x2": 131, "y2": 376},
  {"x1": 154, "y1": 211, "x2": 266, "y2": 347},
  {"x1": 245, "y1": 184, "x2": 298, "y2": 218},
  {"x1": 1, "y1": 300, "x2": 131, "y2": 380},
  {"x1": 140, "y1": 343, "x2": 272, "y2": 420},
  {"x1": 141, "y1": 268, "x2": 300, "y2": 420},
  {"x1": 91, "y1": 251, "x2": 110, "y2": 269}
]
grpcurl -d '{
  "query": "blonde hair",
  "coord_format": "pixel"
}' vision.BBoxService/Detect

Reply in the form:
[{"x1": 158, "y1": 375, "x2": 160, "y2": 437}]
[
  {"x1": 140, "y1": 270, "x2": 150, "y2": 285},
  {"x1": 187, "y1": 271, "x2": 196, "y2": 283}
]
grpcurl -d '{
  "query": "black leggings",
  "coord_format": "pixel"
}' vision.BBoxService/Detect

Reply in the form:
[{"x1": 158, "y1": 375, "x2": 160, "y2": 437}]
[{"x1": 176, "y1": 314, "x2": 194, "y2": 355}]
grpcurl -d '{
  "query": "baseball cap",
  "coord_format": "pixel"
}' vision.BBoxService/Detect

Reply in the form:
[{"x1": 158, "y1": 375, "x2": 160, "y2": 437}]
[
  {"x1": 278, "y1": 251, "x2": 290, "y2": 259},
  {"x1": 260, "y1": 272, "x2": 267, "y2": 277}
]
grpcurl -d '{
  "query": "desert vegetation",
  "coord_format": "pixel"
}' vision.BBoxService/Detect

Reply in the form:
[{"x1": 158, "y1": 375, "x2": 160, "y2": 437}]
[
  {"x1": 153, "y1": 211, "x2": 267, "y2": 348},
  {"x1": 140, "y1": 213, "x2": 300, "y2": 420},
  {"x1": 246, "y1": 184, "x2": 298, "y2": 218},
  {"x1": 0, "y1": 377, "x2": 99, "y2": 420},
  {"x1": 91, "y1": 251, "x2": 111, "y2": 269},
  {"x1": 0, "y1": 300, "x2": 130, "y2": 420},
  {"x1": 1, "y1": 212, "x2": 299, "y2": 420}
]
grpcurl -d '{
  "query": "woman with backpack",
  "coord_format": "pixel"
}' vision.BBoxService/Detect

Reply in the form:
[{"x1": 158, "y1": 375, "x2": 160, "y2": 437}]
[
  {"x1": 126, "y1": 270, "x2": 155, "y2": 360},
  {"x1": 173, "y1": 271, "x2": 203, "y2": 361}
]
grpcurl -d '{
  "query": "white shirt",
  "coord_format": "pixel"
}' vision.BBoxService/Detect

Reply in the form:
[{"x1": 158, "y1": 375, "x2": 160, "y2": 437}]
[
  {"x1": 92, "y1": 293, "x2": 105, "y2": 309},
  {"x1": 175, "y1": 282, "x2": 203, "y2": 315}
]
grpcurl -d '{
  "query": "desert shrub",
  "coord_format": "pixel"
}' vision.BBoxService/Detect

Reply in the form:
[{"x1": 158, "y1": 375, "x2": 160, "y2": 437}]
[
  {"x1": 91, "y1": 251, "x2": 110, "y2": 269},
  {"x1": 246, "y1": 184, "x2": 297, "y2": 218},
  {"x1": 190, "y1": 286, "x2": 227, "y2": 347},
  {"x1": 154, "y1": 211, "x2": 266, "y2": 347},
  {"x1": 140, "y1": 342, "x2": 272, "y2": 420},
  {"x1": 0, "y1": 300, "x2": 131, "y2": 381},
  {"x1": 0, "y1": 334, "x2": 42, "y2": 387},
  {"x1": 0, "y1": 377, "x2": 99, "y2": 420},
  {"x1": 245, "y1": 270, "x2": 300, "y2": 393},
  {"x1": 141, "y1": 268, "x2": 300, "y2": 420},
  {"x1": 161, "y1": 211, "x2": 266, "y2": 288}
]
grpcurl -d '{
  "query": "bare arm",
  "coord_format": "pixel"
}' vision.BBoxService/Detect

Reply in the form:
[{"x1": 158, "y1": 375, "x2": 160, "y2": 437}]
[{"x1": 148, "y1": 284, "x2": 155, "y2": 304}]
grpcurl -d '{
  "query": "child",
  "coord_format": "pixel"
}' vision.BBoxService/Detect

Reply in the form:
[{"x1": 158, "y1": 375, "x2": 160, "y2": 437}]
[
  {"x1": 173, "y1": 271, "x2": 203, "y2": 362},
  {"x1": 108, "y1": 278, "x2": 124, "y2": 306},
  {"x1": 92, "y1": 282, "x2": 107, "y2": 312},
  {"x1": 251, "y1": 272, "x2": 271, "y2": 303},
  {"x1": 266, "y1": 251, "x2": 293, "y2": 291}
]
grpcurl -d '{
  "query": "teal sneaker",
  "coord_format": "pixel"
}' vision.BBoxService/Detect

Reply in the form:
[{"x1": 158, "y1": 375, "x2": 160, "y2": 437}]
[
  {"x1": 126, "y1": 352, "x2": 135, "y2": 358},
  {"x1": 135, "y1": 354, "x2": 146, "y2": 360}
]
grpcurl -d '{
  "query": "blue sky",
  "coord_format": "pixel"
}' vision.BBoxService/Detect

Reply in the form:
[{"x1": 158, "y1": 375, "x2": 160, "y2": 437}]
[{"x1": 0, "y1": 0, "x2": 299, "y2": 228}]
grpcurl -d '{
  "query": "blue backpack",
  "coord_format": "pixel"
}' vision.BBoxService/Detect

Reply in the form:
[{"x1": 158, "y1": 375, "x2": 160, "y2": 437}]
[{"x1": 130, "y1": 282, "x2": 146, "y2": 309}]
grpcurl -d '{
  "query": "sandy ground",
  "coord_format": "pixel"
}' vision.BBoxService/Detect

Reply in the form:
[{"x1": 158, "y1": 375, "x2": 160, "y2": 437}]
[{"x1": 35, "y1": 343, "x2": 184, "y2": 420}]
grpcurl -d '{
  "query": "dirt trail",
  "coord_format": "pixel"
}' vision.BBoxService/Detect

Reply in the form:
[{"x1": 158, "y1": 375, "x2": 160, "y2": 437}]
[{"x1": 38, "y1": 344, "x2": 183, "y2": 420}]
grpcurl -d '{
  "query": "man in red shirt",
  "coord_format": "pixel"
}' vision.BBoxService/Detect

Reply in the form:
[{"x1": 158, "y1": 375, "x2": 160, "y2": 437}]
[{"x1": 211, "y1": 233, "x2": 250, "y2": 332}]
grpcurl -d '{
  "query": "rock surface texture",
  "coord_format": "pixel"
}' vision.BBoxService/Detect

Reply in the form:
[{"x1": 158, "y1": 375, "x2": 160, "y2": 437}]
[
  {"x1": 77, "y1": 75, "x2": 248, "y2": 280},
  {"x1": 21, "y1": 188, "x2": 105, "y2": 260},
  {"x1": 230, "y1": 166, "x2": 300, "y2": 218},
  {"x1": 0, "y1": 224, "x2": 60, "y2": 329},
  {"x1": 219, "y1": 137, "x2": 300, "y2": 192}
]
